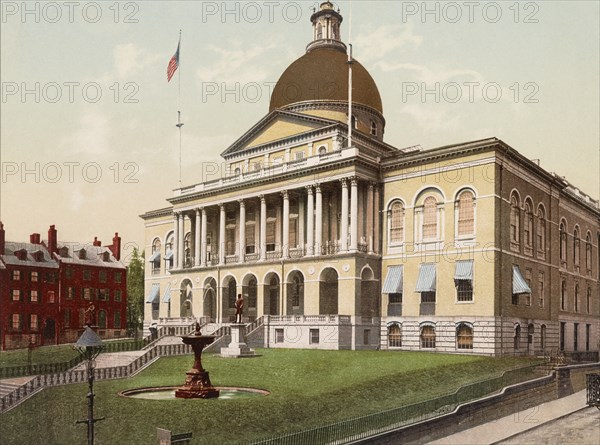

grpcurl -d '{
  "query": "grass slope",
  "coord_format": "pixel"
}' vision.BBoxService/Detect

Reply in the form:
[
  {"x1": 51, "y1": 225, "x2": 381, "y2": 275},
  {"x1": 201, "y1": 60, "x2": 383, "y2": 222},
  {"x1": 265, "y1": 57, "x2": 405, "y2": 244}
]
[{"x1": 0, "y1": 349, "x2": 540, "y2": 445}]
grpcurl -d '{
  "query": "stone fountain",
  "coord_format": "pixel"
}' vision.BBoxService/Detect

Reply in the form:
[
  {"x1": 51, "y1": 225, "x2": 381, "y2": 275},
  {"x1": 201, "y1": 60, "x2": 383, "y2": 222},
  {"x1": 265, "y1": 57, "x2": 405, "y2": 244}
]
[{"x1": 175, "y1": 323, "x2": 220, "y2": 399}]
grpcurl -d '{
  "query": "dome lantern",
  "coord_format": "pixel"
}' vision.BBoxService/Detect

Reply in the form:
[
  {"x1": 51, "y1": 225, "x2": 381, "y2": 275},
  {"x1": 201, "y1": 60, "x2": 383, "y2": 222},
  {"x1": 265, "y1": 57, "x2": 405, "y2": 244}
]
[{"x1": 307, "y1": 2, "x2": 346, "y2": 53}]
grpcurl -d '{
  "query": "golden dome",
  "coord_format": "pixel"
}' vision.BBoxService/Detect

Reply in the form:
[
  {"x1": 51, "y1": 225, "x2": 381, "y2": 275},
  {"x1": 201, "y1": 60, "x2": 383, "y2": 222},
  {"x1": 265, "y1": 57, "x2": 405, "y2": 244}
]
[{"x1": 269, "y1": 46, "x2": 383, "y2": 115}]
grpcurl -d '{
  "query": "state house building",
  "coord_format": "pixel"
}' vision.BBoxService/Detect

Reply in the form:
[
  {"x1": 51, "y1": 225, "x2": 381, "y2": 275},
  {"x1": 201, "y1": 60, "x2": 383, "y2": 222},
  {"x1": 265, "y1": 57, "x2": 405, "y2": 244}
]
[{"x1": 142, "y1": 2, "x2": 599, "y2": 357}]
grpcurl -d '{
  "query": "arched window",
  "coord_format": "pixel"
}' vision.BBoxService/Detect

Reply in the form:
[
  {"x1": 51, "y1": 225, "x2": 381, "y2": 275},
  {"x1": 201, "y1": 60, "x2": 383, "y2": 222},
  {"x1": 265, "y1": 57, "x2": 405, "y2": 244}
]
[
  {"x1": 370, "y1": 121, "x2": 377, "y2": 136},
  {"x1": 318, "y1": 145, "x2": 327, "y2": 155},
  {"x1": 559, "y1": 221, "x2": 567, "y2": 264},
  {"x1": 561, "y1": 280, "x2": 567, "y2": 310},
  {"x1": 420, "y1": 324, "x2": 436, "y2": 349},
  {"x1": 389, "y1": 201, "x2": 405, "y2": 243},
  {"x1": 422, "y1": 197, "x2": 438, "y2": 239},
  {"x1": 524, "y1": 200, "x2": 533, "y2": 252},
  {"x1": 316, "y1": 23, "x2": 323, "y2": 39},
  {"x1": 247, "y1": 278, "x2": 257, "y2": 309},
  {"x1": 574, "y1": 284, "x2": 579, "y2": 312},
  {"x1": 510, "y1": 194, "x2": 520, "y2": 246},
  {"x1": 537, "y1": 207, "x2": 546, "y2": 256},
  {"x1": 574, "y1": 227, "x2": 581, "y2": 268},
  {"x1": 456, "y1": 323, "x2": 473, "y2": 350},
  {"x1": 457, "y1": 190, "x2": 475, "y2": 237},
  {"x1": 388, "y1": 324, "x2": 402, "y2": 348},
  {"x1": 165, "y1": 232, "x2": 174, "y2": 270},
  {"x1": 586, "y1": 233, "x2": 592, "y2": 273},
  {"x1": 514, "y1": 324, "x2": 521, "y2": 351}
]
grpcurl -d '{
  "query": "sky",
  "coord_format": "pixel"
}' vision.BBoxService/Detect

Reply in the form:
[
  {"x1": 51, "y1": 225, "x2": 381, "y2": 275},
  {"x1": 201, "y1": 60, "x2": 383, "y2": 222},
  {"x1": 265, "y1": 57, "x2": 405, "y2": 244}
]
[{"x1": 1, "y1": 0, "x2": 599, "y2": 263}]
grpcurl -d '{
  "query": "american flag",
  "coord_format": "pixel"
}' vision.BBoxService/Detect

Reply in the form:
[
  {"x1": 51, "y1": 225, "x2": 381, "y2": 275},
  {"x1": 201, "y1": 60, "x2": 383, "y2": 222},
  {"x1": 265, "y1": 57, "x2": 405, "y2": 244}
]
[{"x1": 167, "y1": 40, "x2": 180, "y2": 82}]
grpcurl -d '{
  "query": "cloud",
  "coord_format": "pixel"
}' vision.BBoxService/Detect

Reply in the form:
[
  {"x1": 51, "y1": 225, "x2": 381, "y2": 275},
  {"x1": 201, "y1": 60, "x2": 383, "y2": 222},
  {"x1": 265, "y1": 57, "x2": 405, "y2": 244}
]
[
  {"x1": 353, "y1": 24, "x2": 423, "y2": 64},
  {"x1": 197, "y1": 41, "x2": 279, "y2": 84},
  {"x1": 113, "y1": 43, "x2": 164, "y2": 79},
  {"x1": 60, "y1": 112, "x2": 111, "y2": 156}
]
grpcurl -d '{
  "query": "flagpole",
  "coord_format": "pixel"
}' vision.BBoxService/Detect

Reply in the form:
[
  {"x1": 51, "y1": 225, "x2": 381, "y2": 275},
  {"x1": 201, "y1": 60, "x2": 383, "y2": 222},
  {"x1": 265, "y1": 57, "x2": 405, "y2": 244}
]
[
  {"x1": 347, "y1": 1, "x2": 353, "y2": 148},
  {"x1": 176, "y1": 29, "x2": 183, "y2": 187}
]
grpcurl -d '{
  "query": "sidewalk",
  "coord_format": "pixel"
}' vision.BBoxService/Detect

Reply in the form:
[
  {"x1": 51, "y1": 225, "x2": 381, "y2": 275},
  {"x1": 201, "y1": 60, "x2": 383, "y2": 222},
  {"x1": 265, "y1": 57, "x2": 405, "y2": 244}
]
[{"x1": 427, "y1": 390, "x2": 595, "y2": 445}]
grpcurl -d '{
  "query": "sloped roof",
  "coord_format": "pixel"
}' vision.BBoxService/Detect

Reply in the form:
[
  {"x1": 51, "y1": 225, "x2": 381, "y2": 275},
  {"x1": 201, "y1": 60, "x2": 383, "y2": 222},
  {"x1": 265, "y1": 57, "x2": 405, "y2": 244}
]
[
  {"x1": 54, "y1": 242, "x2": 125, "y2": 270},
  {"x1": 1, "y1": 241, "x2": 59, "y2": 269}
]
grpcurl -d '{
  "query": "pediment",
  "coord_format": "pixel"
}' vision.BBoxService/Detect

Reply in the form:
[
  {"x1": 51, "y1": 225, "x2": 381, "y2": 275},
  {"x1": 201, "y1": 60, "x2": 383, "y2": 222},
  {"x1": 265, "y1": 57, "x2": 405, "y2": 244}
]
[{"x1": 221, "y1": 110, "x2": 340, "y2": 158}]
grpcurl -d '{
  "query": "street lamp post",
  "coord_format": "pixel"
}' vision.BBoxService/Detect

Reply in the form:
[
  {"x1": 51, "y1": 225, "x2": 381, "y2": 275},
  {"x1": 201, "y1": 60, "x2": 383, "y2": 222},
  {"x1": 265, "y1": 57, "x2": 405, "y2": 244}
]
[{"x1": 75, "y1": 326, "x2": 105, "y2": 445}]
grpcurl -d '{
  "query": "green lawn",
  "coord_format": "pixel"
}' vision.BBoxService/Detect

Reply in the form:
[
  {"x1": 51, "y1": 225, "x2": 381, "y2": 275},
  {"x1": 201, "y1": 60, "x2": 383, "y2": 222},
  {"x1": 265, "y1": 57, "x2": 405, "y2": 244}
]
[
  {"x1": 0, "y1": 349, "x2": 541, "y2": 445},
  {"x1": 0, "y1": 344, "x2": 80, "y2": 367}
]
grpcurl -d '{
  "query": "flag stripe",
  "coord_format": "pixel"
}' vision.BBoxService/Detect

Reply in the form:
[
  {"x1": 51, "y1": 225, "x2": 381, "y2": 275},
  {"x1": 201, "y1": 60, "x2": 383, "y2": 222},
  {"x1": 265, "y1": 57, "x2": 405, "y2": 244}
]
[{"x1": 167, "y1": 42, "x2": 179, "y2": 82}]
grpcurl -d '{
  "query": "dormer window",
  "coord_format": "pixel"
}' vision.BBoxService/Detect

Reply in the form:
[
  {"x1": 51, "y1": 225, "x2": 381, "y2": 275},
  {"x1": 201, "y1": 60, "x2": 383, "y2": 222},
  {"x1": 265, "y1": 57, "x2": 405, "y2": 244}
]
[
  {"x1": 103, "y1": 251, "x2": 111, "y2": 262},
  {"x1": 59, "y1": 246, "x2": 70, "y2": 258},
  {"x1": 14, "y1": 249, "x2": 27, "y2": 261},
  {"x1": 78, "y1": 248, "x2": 87, "y2": 260},
  {"x1": 33, "y1": 251, "x2": 44, "y2": 262}
]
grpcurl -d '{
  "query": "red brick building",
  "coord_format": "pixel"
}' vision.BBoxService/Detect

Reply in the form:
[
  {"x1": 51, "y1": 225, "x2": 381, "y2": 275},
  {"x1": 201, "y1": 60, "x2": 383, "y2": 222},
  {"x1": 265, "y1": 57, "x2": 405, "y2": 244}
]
[{"x1": 0, "y1": 223, "x2": 127, "y2": 350}]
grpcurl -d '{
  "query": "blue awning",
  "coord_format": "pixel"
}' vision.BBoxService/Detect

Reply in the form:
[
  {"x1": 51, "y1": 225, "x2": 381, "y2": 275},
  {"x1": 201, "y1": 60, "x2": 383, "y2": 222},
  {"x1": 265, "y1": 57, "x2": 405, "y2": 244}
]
[
  {"x1": 512, "y1": 265, "x2": 531, "y2": 295},
  {"x1": 164, "y1": 249, "x2": 173, "y2": 260},
  {"x1": 454, "y1": 260, "x2": 474, "y2": 281},
  {"x1": 162, "y1": 284, "x2": 172, "y2": 303},
  {"x1": 415, "y1": 264, "x2": 436, "y2": 292},
  {"x1": 148, "y1": 251, "x2": 160, "y2": 262},
  {"x1": 146, "y1": 283, "x2": 160, "y2": 303},
  {"x1": 382, "y1": 265, "x2": 403, "y2": 293}
]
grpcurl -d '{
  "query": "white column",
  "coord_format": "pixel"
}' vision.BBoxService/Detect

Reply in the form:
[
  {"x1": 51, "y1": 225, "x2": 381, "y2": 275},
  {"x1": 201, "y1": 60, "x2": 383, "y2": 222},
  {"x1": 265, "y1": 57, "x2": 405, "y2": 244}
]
[
  {"x1": 350, "y1": 178, "x2": 358, "y2": 251},
  {"x1": 367, "y1": 182, "x2": 374, "y2": 254},
  {"x1": 219, "y1": 204, "x2": 226, "y2": 265},
  {"x1": 194, "y1": 209, "x2": 201, "y2": 266},
  {"x1": 340, "y1": 178, "x2": 349, "y2": 252},
  {"x1": 306, "y1": 186, "x2": 314, "y2": 256},
  {"x1": 260, "y1": 195, "x2": 267, "y2": 261},
  {"x1": 173, "y1": 213, "x2": 179, "y2": 269},
  {"x1": 315, "y1": 185, "x2": 323, "y2": 256},
  {"x1": 282, "y1": 191, "x2": 290, "y2": 259},
  {"x1": 374, "y1": 185, "x2": 380, "y2": 254},
  {"x1": 201, "y1": 208, "x2": 207, "y2": 267},
  {"x1": 239, "y1": 199, "x2": 246, "y2": 263},
  {"x1": 298, "y1": 198, "x2": 305, "y2": 253},
  {"x1": 178, "y1": 212, "x2": 185, "y2": 267}
]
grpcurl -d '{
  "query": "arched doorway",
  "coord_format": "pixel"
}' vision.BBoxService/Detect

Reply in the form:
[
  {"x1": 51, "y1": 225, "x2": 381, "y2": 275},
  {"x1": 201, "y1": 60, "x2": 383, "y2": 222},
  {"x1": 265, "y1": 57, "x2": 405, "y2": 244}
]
[
  {"x1": 203, "y1": 278, "x2": 217, "y2": 323},
  {"x1": 223, "y1": 276, "x2": 237, "y2": 323},
  {"x1": 264, "y1": 272, "x2": 280, "y2": 316},
  {"x1": 360, "y1": 267, "x2": 378, "y2": 318},
  {"x1": 180, "y1": 279, "x2": 194, "y2": 318},
  {"x1": 242, "y1": 274, "x2": 258, "y2": 320},
  {"x1": 286, "y1": 271, "x2": 304, "y2": 315},
  {"x1": 319, "y1": 268, "x2": 338, "y2": 315}
]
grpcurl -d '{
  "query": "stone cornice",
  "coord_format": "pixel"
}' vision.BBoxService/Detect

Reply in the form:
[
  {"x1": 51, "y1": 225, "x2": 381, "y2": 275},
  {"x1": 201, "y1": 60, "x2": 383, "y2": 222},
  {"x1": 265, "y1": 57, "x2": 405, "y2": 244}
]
[{"x1": 140, "y1": 207, "x2": 173, "y2": 220}]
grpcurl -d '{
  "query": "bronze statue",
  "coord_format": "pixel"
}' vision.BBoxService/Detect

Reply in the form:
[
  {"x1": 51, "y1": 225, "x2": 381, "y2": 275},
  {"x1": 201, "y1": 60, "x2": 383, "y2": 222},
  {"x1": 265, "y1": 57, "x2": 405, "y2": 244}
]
[{"x1": 235, "y1": 294, "x2": 244, "y2": 323}]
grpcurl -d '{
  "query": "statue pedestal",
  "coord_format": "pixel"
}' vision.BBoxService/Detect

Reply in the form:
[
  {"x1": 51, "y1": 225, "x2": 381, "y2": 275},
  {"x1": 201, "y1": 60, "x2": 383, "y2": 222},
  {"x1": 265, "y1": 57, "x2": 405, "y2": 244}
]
[{"x1": 221, "y1": 324, "x2": 256, "y2": 358}]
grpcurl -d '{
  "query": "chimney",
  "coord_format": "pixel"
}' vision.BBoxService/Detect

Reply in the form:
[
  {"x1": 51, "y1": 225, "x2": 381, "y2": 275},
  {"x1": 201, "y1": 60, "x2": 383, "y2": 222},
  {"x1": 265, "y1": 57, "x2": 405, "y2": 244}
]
[
  {"x1": 0, "y1": 221, "x2": 5, "y2": 255},
  {"x1": 48, "y1": 225, "x2": 58, "y2": 255},
  {"x1": 93, "y1": 237, "x2": 102, "y2": 247},
  {"x1": 30, "y1": 233, "x2": 41, "y2": 244},
  {"x1": 110, "y1": 232, "x2": 121, "y2": 261}
]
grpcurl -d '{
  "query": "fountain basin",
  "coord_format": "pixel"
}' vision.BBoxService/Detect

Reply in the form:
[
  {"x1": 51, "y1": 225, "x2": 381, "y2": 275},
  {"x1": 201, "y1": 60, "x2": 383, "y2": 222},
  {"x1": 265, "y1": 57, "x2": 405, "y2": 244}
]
[{"x1": 119, "y1": 386, "x2": 270, "y2": 400}]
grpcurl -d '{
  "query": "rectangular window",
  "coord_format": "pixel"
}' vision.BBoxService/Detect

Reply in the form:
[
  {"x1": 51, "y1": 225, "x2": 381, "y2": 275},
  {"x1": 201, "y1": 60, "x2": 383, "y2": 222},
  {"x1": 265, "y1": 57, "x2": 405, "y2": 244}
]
[
  {"x1": 421, "y1": 292, "x2": 436, "y2": 303},
  {"x1": 246, "y1": 223, "x2": 256, "y2": 254},
  {"x1": 289, "y1": 218, "x2": 298, "y2": 248},
  {"x1": 586, "y1": 324, "x2": 591, "y2": 352},
  {"x1": 12, "y1": 314, "x2": 21, "y2": 330},
  {"x1": 83, "y1": 270, "x2": 91, "y2": 281},
  {"x1": 114, "y1": 312, "x2": 121, "y2": 329},
  {"x1": 65, "y1": 267, "x2": 73, "y2": 279},
  {"x1": 45, "y1": 272, "x2": 56, "y2": 283},
  {"x1": 31, "y1": 271, "x2": 38, "y2": 282},
  {"x1": 30, "y1": 314, "x2": 38, "y2": 331},
  {"x1": 574, "y1": 323, "x2": 579, "y2": 352},
  {"x1": 12, "y1": 270, "x2": 20, "y2": 281},
  {"x1": 456, "y1": 281, "x2": 473, "y2": 302},
  {"x1": 30, "y1": 290, "x2": 38, "y2": 302},
  {"x1": 114, "y1": 272, "x2": 122, "y2": 284},
  {"x1": 538, "y1": 272, "x2": 545, "y2": 307},
  {"x1": 114, "y1": 290, "x2": 122, "y2": 302},
  {"x1": 310, "y1": 329, "x2": 320, "y2": 345},
  {"x1": 389, "y1": 293, "x2": 402, "y2": 303},
  {"x1": 64, "y1": 309, "x2": 71, "y2": 327},
  {"x1": 560, "y1": 322, "x2": 565, "y2": 351},
  {"x1": 99, "y1": 271, "x2": 107, "y2": 283},
  {"x1": 66, "y1": 287, "x2": 74, "y2": 300},
  {"x1": 48, "y1": 291, "x2": 55, "y2": 303},
  {"x1": 363, "y1": 329, "x2": 370, "y2": 345},
  {"x1": 12, "y1": 290, "x2": 20, "y2": 301},
  {"x1": 83, "y1": 288, "x2": 91, "y2": 300},
  {"x1": 98, "y1": 289, "x2": 108, "y2": 301},
  {"x1": 275, "y1": 329, "x2": 284, "y2": 344},
  {"x1": 524, "y1": 268, "x2": 532, "y2": 306},
  {"x1": 295, "y1": 151, "x2": 304, "y2": 160}
]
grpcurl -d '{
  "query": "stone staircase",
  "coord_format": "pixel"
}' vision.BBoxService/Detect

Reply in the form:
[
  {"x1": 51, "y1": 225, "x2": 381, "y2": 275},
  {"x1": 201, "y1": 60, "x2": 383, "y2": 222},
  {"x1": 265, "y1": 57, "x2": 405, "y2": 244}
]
[
  {"x1": 71, "y1": 350, "x2": 147, "y2": 371},
  {"x1": 0, "y1": 377, "x2": 36, "y2": 397}
]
